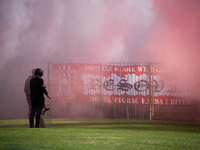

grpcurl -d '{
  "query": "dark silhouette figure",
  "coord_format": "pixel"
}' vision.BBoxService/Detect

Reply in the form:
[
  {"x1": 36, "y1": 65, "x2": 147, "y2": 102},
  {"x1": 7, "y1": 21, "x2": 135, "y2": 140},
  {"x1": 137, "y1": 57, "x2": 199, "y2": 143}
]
[{"x1": 29, "y1": 68, "x2": 51, "y2": 128}]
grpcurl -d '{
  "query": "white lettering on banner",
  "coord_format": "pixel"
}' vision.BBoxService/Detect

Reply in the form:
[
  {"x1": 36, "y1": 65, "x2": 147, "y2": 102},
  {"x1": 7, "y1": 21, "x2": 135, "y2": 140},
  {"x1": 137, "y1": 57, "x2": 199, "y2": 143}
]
[
  {"x1": 88, "y1": 96, "x2": 191, "y2": 106},
  {"x1": 178, "y1": 99, "x2": 182, "y2": 105},
  {"x1": 117, "y1": 66, "x2": 149, "y2": 73},
  {"x1": 114, "y1": 97, "x2": 120, "y2": 103},
  {"x1": 85, "y1": 65, "x2": 113, "y2": 72},
  {"x1": 114, "y1": 97, "x2": 139, "y2": 104},
  {"x1": 120, "y1": 66, "x2": 149, "y2": 73},
  {"x1": 115, "y1": 97, "x2": 127, "y2": 104},
  {"x1": 171, "y1": 99, "x2": 177, "y2": 105},
  {"x1": 103, "y1": 96, "x2": 112, "y2": 103},
  {"x1": 152, "y1": 99, "x2": 191, "y2": 106},
  {"x1": 53, "y1": 64, "x2": 192, "y2": 106},
  {"x1": 154, "y1": 99, "x2": 160, "y2": 104},
  {"x1": 150, "y1": 98, "x2": 192, "y2": 106},
  {"x1": 137, "y1": 66, "x2": 143, "y2": 72},
  {"x1": 152, "y1": 99, "x2": 167, "y2": 105},
  {"x1": 114, "y1": 67, "x2": 118, "y2": 71},
  {"x1": 141, "y1": 98, "x2": 149, "y2": 104},
  {"x1": 144, "y1": 66, "x2": 147, "y2": 72},
  {"x1": 122, "y1": 66, "x2": 137, "y2": 72},
  {"x1": 121, "y1": 98, "x2": 126, "y2": 103},
  {"x1": 101, "y1": 66, "x2": 112, "y2": 71},
  {"x1": 90, "y1": 96, "x2": 99, "y2": 103},
  {"x1": 85, "y1": 65, "x2": 99, "y2": 71},
  {"x1": 160, "y1": 99, "x2": 164, "y2": 105},
  {"x1": 165, "y1": 99, "x2": 169, "y2": 105},
  {"x1": 122, "y1": 67, "x2": 135, "y2": 72},
  {"x1": 89, "y1": 96, "x2": 112, "y2": 103},
  {"x1": 90, "y1": 96, "x2": 134, "y2": 104}
]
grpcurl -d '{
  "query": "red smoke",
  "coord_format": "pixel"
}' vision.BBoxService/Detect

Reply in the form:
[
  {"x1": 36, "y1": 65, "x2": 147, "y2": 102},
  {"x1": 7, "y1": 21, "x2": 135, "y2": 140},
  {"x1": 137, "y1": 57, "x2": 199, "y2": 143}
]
[
  {"x1": 147, "y1": 0, "x2": 200, "y2": 86},
  {"x1": 0, "y1": 0, "x2": 200, "y2": 85}
]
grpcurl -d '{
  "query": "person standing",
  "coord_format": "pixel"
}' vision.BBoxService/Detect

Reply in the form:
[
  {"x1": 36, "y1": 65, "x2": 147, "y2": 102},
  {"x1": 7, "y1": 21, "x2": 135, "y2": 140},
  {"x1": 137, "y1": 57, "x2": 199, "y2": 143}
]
[
  {"x1": 24, "y1": 69, "x2": 35, "y2": 120},
  {"x1": 29, "y1": 68, "x2": 51, "y2": 128},
  {"x1": 24, "y1": 69, "x2": 48, "y2": 127}
]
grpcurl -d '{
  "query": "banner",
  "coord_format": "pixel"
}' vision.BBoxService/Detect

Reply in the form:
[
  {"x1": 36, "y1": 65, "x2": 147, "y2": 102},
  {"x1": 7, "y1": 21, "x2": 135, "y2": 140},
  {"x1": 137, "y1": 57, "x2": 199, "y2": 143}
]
[{"x1": 52, "y1": 63, "x2": 192, "y2": 106}]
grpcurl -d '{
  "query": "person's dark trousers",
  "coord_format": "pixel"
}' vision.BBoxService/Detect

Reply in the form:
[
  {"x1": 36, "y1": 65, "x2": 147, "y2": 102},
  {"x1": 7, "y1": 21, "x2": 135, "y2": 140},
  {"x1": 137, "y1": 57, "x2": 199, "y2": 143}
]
[{"x1": 29, "y1": 106, "x2": 43, "y2": 128}]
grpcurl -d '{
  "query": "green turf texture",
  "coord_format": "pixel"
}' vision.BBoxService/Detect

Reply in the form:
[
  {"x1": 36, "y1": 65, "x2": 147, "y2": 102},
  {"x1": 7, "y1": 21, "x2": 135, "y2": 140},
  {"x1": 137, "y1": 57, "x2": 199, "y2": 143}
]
[{"x1": 0, "y1": 119, "x2": 200, "y2": 150}]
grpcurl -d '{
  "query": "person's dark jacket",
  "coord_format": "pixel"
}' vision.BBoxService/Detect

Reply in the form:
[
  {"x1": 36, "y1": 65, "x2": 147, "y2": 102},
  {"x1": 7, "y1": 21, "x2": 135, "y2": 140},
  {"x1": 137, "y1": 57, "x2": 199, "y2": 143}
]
[{"x1": 30, "y1": 75, "x2": 48, "y2": 107}]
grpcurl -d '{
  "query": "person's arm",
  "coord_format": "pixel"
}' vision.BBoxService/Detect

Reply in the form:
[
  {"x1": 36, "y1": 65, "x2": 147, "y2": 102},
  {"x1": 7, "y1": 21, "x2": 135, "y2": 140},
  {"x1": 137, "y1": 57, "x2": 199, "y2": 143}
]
[
  {"x1": 41, "y1": 79, "x2": 51, "y2": 99},
  {"x1": 46, "y1": 93, "x2": 51, "y2": 99}
]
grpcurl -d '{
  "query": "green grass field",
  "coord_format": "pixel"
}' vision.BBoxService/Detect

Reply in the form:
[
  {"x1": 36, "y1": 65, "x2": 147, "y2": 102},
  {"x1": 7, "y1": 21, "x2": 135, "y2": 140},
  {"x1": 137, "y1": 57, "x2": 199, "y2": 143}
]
[{"x1": 0, "y1": 119, "x2": 200, "y2": 150}]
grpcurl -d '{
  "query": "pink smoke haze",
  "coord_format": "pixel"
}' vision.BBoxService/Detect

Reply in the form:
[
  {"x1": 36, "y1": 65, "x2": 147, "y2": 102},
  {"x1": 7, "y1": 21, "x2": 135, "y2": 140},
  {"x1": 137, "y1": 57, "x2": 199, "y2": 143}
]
[
  {"x1": 148, "y1": 0, "x2": 200, "y2": 94},
  {"x1": 0, "y1": 0, "x2": 200, "y2": 95},
  {"x1": 0, "y1": 0, "x2": 154, "y2": 63}
]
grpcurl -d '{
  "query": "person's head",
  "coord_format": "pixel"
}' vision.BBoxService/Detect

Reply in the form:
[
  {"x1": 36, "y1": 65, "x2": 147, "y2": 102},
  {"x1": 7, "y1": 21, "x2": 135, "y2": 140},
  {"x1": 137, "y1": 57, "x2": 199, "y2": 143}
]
[
  {"x1": 34, "y1": 68, "x2": 43, "y2": 77},
  {"x1": 31, "y1": 69, "x2": 35, "y2": 76}
]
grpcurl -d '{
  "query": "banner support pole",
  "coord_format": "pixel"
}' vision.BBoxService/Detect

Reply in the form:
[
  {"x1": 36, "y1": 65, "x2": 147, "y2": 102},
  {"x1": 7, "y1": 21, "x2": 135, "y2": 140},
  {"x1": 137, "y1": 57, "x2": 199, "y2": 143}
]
[
  {"x1": 148, "y1": 64, "x2": 152, "y2": 120},
  {"x1": 100, "y1": 63, "x2": 103, "y2": 118}
]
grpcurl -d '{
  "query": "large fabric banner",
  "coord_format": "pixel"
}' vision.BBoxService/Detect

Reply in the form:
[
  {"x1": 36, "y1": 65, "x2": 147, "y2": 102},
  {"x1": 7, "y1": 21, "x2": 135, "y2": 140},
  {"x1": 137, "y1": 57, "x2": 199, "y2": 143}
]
[{"x1": 52, "y1": 63, "x2": 192, "y2": 106}]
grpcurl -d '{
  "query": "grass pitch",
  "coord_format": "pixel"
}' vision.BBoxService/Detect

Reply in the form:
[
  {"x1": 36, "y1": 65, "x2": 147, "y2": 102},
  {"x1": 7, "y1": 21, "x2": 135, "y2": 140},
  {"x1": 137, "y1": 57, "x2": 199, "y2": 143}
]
[{"x1": 0, "y1": 119, "x2": 200, "y2": 150}]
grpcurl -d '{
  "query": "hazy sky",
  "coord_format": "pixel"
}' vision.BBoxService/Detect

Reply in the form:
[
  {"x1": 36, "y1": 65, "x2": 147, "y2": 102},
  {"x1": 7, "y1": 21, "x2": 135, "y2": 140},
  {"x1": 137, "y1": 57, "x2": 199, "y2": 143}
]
[{"x1": 1, "y1": 0, "x2": 200, "y2": 81}]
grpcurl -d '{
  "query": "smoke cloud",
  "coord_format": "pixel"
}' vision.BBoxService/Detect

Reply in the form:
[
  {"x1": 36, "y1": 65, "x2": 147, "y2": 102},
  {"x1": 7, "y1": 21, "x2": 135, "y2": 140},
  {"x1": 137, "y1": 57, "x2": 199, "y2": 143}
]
[
  {"x1": 1, "y1": 0, "x2": 200, "y2": 120},
  {"x1": 0, "y1": 0, "x2": 200, "y2": 83},
  {"x1": 0, "y1": 0, "x2": 154, "y2": 64},
  {"x1": 148, "y1": 0, "x2": 200, "y2": 86}
]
